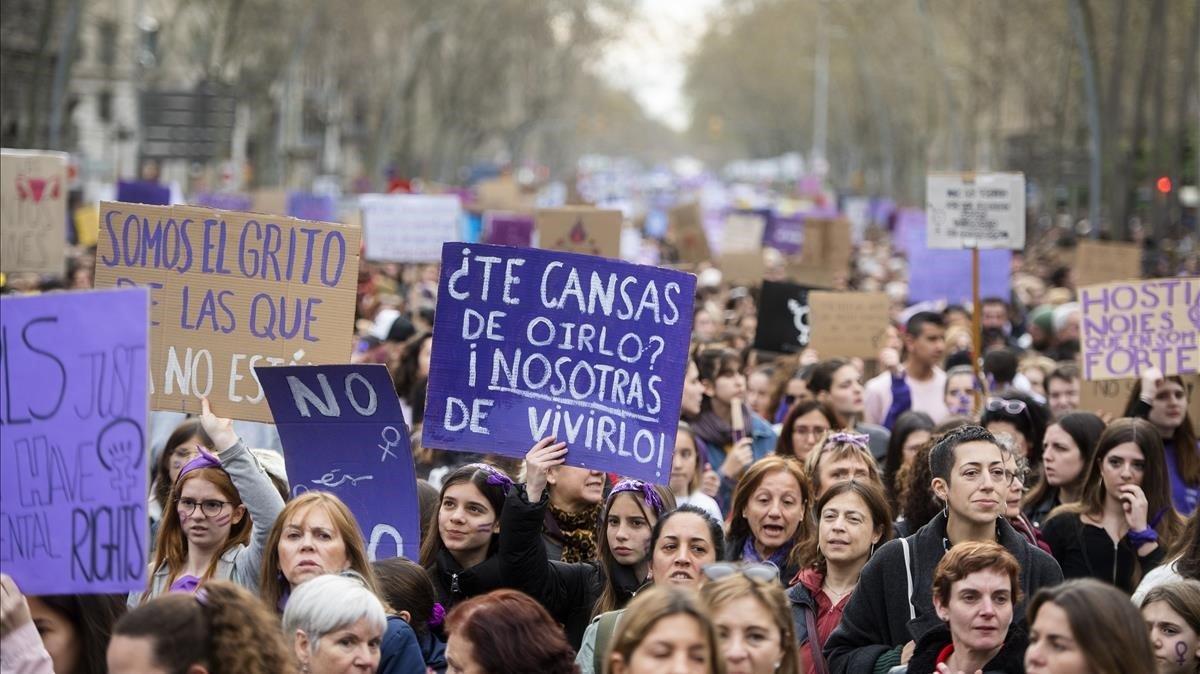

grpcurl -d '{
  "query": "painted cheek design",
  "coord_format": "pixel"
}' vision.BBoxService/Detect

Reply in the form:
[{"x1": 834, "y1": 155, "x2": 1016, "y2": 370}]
[
  {"x1": 1176, "y1": 641, "x2": 1189, "y2": 665},
  {"x1": 212, "y1": 512, "x2": 233, "y2": 527}
]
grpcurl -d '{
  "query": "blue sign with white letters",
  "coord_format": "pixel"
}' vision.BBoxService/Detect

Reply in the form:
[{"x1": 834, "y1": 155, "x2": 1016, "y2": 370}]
[
  {"x1": 256, "y1": 364, "x2": 420, "y2": 561},
  {"x1": 423, "y1": 243, "x2": 696, "y2": 483}
]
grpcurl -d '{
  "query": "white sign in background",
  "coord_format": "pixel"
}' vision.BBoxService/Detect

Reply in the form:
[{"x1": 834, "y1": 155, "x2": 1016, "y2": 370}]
[
  {"x1": 360, "y1": 194, "x2": 462, "y2": 263},
  {"x1": 925, "y1": 172, "x2": 1025, "y2": 250}
]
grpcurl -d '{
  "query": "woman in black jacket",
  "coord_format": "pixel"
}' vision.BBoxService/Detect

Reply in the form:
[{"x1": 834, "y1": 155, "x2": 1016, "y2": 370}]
[{"x1": 500, "y1": 437, "x2": 674, "y2": 647}]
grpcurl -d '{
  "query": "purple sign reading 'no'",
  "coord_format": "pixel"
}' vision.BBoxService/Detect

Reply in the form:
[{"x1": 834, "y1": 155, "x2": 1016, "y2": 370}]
[
  {"x1": 256, "y1": 364, "x2": 421, "y2": 561},
  {"x1": 424, "y1": 243, "x2": 697, "y2": 483},
  {"x1": 0, "y1": 288, "x2": 149, "y2": 594}
]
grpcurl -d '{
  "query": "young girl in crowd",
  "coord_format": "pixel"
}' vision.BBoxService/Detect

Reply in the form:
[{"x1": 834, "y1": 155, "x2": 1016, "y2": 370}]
[
  {"x1": 1042, "y1": 417, "x2": 1185, "y2": 594},
  {"x1": 725, "y1": 457, "x2": 812, "y2": 581},
  {"x1": 1023, "y1": 412, "x2": 1107, "y2": 528},
  {"x1": 444, "y1": 589, "x2": 578, "y2": 674},
  {"x1": 419, "y1": 463, "x2": 513, "y2": 610},
  {"x1": 1127, "y1": 370, "x2": 1200, "y2": 516},
  {"x1": 576, "y1": 505, "x2": 726, "y2": 674},
  {"x1": 136, "y1": 398, "x2": 284, "y2": 603},
  {"x1": 670, "y1": 422, "x2": 724, "y2": 521},
  {"x1": 807, "y1": 358, "x2": 890, "y2": 463},
  {"x1": 701, "y1": 569, "x2": 800, "y2": 674},
  {"x1": 507, "y1": 438, "x2": 674, "y2": 646},
  {"x1": 790, "y1": 480, "x2": 891, "y2": 674},
  {"x1": 774, "y1": 400, "x2": 837, "y2": 462},
  {"x1": 108, "y1": 580, "x2": 295, "y2": 674},
  {"x1": 1025, "y1": 578, "x2": 1156, "y2": 674},
  {"x1": 692, "y1": 348, "x2": 778, "y2": 505},
  {"x1": 605, "y1": 585, "x2": 724, "y2": 674},
  {"x1": 1140, "y1": 580, "x2": 1200, "y2": 674},
  {"x1": 881, "y1": 411, "x2": 934, "y2": 512},
  {"x1": 373, "y1": 557, "x2": 448, "y2": 673},
  {"x1": 148, "y1": 419, "x2": 210, "y2": 536},
  {"x1": 260, "y1": 491, "x2": 427, "y2": 673},
  {"x1": 283, "y1": 573, "x2": 387, "y2": 674},
  {"x1": 943, "y1": 364, "x2": 982, "y2": 418}
]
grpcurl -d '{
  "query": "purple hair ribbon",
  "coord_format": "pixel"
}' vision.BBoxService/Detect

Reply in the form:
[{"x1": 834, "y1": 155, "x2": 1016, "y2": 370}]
[
  {"x1": 610, "y1": 478, "x2": 666, "y2": 516},
  {"x1": 177, "y1": 448, "x2": 223, "y2": 480},
  {"x1": 824, "y1": 431, "x2": 870, "y2": 450},
  {"x1": 467, "y1": 463, "x2": 514, "y2": 494}
]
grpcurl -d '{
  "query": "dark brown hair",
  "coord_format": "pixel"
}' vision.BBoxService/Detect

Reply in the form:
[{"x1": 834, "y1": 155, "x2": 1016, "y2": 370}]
[
  {"x1": 801, "y1": 480, "x2": 893, "y2": 572},
  {"x1": 445, "y1": 589, "x2": 578, "y2": 674},
  {"x1": 727, "y1": 456, "x2": 812, "y2": 571},
  {"x1": 1125, "y1": 375, "x2": 1200, "y2": 487},
  {"x1": 1027, "y1": 579, "x2": 1156, "y2": 674},
  {"x1": 33, "y1": 594, "x2": 126, "y2": 674},
  {"x1": 152, "y1": 419, "x2": 213, "y2": 513},
  {"x1": 373, "y1": 557, "x2": 437, "y2": 636},
  {"x1": 775, "y1": 400, "x2": 838, "y2": 458}
]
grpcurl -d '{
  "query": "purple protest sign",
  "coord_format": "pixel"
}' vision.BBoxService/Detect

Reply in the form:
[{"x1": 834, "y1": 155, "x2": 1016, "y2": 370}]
[
  {"x1": 0, "y1": 287, "x2": 149, "y2": 594},
  {"x1": 255, "y1": 364, "x2": 420, "y2": 560},
  {"x1": 763, "y1": 211, "x2": 803, "y2": 254},
  {"x1": 483, "y1": 212, "x2": 534, "y2": 247},
  {"x1": 192, "y1": 192, "x2": 252, "y2": 211},
  {"x1": 423, "y1": 243, "x2": 697, "y2": 483},
  {"x1": 287, "y1": 192, "x2": 336, "y2": 222},
  {"x1": 116, "y1": 180, "x2": 170, "y2": 205},
  {"x1": 905, "y1": 213, "x2": 1011, "y2": 305}
]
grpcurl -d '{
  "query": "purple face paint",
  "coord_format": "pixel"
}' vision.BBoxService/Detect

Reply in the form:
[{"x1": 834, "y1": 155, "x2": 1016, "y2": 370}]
[{"x1": 1177, "y1": 641, "x2": 1189, "y2": 666}]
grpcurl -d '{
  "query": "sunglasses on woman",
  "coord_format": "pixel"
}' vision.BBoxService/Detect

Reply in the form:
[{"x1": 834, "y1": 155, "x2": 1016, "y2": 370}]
[{"x1": 701, "y1": 561, "x2": 780, "y2": 583}]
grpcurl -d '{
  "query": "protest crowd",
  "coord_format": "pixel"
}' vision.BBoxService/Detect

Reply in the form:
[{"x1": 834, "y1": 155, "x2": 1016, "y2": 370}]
[{"x1": 2, "y1": 144, "x2": 1200, "y2": 674}]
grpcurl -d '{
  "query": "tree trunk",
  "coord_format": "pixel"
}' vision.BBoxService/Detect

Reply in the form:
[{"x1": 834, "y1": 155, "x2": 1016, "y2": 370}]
[
  {"x1": 1170, "y1": 1, "x2": 1200, "y2": 238},
  {"x1": 1069, "y1": 0, "x2": 1103, "y2": 237},
  {"x1": 1102, "y1": 0, "x2": 1127, "y2": 233},
  {"x1": 1119, "y1": 0, "x2": 1167, "y2": 237}
]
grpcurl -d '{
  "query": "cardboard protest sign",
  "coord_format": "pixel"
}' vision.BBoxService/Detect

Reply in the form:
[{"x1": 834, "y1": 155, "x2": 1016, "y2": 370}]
[
  {"x1": 93, "y1": 202, "x2": 361, "y2": 422},
  {"x1": 476, "y1": 175, "x2": 535, "y2": 212},
  {"x1": 807, "y1": 291, "x2": 891, "y2": 359},
  {"x1": 251, "y1": 188, "x2": 288, "y2": 216},
  {"x1": 360, "y1": 194, "x2": 463, "y2": 263},
  {"x1": 0, "y1": 287, "x2": 149, "y2": 594},
  {"x1": 721, "y1": 210, "x2": 766, "y2": 254},
  {"x1": 536, "y1": 207, "x2": 622, "y2": 259},
  {"x1": 256, "y1": 364, "x2": 420, "y2": 560},
  {"x1": 721, "y1": 251, "x2": 767, "y2": 287},
  {"x1": 1077, "y1": 375, "x2": 1200, "y2": 433},
  {"x1": 1, "y1": 149, "x2": 68, "y2": 275},
  {"x1": 926, "y1": 172, "x2": 1025, "y2": 250},
  {"x1": 117, "y1": 180, "x2": 171, "y2": 205},
  {"x1": 423, "y1": 243, "x2": 696, "y2": 483},
  {"x1": 1080, "y1": 278, "x2": 1200, "y2": 381},
  {"x1": 287, "y1": 192, "x2": 336, "y2": 223},
  {"x1": 1073, "y1": 240, "x2": 1141, "y2": 288},
  {"x1": 784, "y1": 217, "x2": 852, "y2": 287},
  {"x1": 669, "y1": 202, "x2": 711, "y2": 264},
  {"x1": 483, "y1": 212, "x2": 534, "y2": 247},
  {"x1": 753, "y1": 281, "x2": 811, "y2": 353}
]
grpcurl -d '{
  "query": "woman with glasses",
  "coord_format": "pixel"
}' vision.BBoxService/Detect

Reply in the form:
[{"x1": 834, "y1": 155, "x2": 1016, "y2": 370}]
[
  {"x1": 775, "y1": 400, "x2": 838, "y2": 462},
  {"x1": 999, "y1": 439, "x2": 1052, "y2": 554},
  {"x1": 725, "y1": 457, "x2": 813, "y2": 582},
  {"x1": 1126, "y1": 368, "x2": 1200, "y2": 516},
  {"x1": 1041, "y1": 418, "x2": 1186, "y2": 593},
  {"x1": 147, "y1": 418, "x2": 212, "y2": 542},
  {"x1": 132, "y1": 398, "x2": 284, "y2": 604},
  {"x1": 980, "y1": 390, "x2": 1050, "y2": 477},
  {"x1": 789, "y1": 480, "x2": 892, "y2": 674},
  {"x1": 701, "y1": 566, "x2": 801, "y2": 674}
]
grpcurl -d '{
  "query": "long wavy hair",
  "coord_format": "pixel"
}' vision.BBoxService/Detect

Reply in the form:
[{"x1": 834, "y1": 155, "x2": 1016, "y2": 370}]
[
  {"x1": 146, "y1": 466, "x2": 250, "y2": 599},
  {"x1": 1021, "y1": 412, "x2": 1106, "y2": 513},
  {"x1": 418, "y1": 463, "x2": 509, "y2": 571},
  {"x1": 1125, "y1": 374, "x2": 1200, "y2": 487}
]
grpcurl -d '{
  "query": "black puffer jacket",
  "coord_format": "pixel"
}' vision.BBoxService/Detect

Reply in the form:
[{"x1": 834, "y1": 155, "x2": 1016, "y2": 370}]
[
  {"x1": 500, "y1": 485, "x2": 603, "y2": 648},
  {"x1": 904, "y1": 623, "x2": 1027, "y2": 674}
]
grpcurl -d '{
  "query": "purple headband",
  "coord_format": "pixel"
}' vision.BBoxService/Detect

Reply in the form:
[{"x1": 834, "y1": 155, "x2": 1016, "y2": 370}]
[
  {"x1": 610, "y1": 479, "x2": 666, "y2": 516},
  {"x1": 824, "y1": 432, "x2": 870, "y2": 450},
  {"x1": 466, "y1": 463, "x2": 513, "y2": 494},
  {"x1": 177, "y1": 448, "x2": 223, "y2": 481}
]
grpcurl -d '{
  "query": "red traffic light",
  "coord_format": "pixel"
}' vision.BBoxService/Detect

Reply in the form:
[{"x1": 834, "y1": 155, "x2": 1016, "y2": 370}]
[{"x1": 1157, "y1": 176, "x2": 1173, "y2": 193}]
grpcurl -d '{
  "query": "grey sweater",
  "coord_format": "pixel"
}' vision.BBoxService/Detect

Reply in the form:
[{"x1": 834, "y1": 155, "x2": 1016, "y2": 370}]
[
  {"x1": 823, "y1": 512, "x2": 1063, "y2": 674},
  {"x1": 129, "y1": 440, "x2": 285, "y2": 605}
]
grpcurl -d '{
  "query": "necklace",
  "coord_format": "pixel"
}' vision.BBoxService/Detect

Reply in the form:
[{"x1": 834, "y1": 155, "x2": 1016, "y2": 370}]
[{"x1": 823, "y1": 582, "x2": 856, "y2": 601}]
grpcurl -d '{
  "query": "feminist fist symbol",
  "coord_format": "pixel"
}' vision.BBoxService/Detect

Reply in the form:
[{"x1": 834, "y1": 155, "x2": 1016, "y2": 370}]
[{"x1": 97, "y1": 418, "x2": 144, "y2": 500}]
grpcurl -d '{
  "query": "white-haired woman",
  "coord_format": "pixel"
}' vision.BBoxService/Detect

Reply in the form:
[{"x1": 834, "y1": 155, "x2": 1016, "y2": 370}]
[{"x1": 282, "y1": 572, "x2": 387, "y2": 674}]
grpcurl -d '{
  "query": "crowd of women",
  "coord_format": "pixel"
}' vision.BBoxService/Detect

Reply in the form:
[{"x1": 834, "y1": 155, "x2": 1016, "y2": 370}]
[{"x1": 2, "y1": 231, "x2": 1199, "y2": 674}]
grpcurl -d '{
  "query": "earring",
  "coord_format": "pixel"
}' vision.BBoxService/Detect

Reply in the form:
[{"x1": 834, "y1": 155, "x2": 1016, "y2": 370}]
[{"x1": 869, "y1": 541, "x2": 876, "y2": 557}]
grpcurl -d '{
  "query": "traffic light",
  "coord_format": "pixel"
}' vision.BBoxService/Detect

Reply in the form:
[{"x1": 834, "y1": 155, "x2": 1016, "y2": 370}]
[{"x1": 1156, "y1": 176, "x2": 1173, "y2": 194}]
